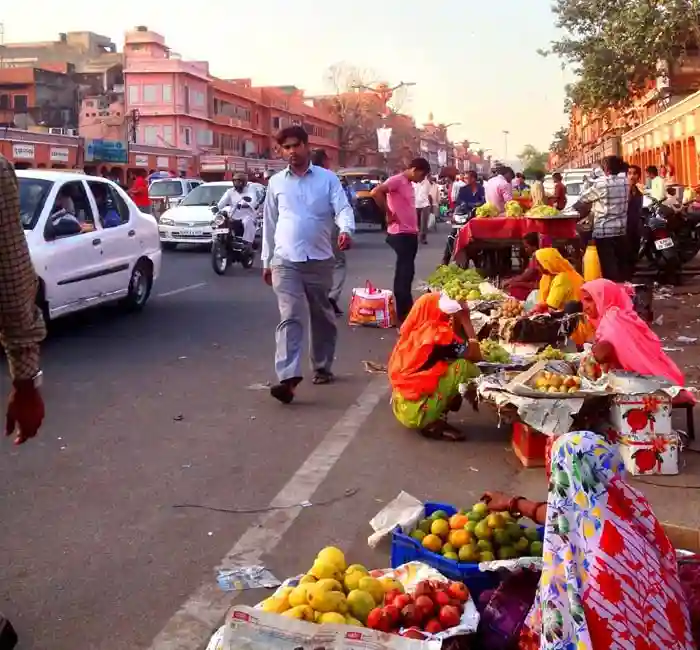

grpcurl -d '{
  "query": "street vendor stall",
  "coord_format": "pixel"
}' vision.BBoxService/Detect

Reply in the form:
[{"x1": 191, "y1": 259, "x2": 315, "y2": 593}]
[{"x1": 452, "y1": 208, "x2": 581, "y2": 277}]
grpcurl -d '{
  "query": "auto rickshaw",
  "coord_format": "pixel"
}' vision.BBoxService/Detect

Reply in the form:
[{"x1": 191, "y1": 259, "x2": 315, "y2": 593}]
[{"x1": 337, "y1": 167, "x2": 388, "y2": 229}]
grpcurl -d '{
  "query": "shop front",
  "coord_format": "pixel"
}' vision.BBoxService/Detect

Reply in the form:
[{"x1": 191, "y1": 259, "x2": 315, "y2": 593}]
[
  {"x1": 199, "y1": 155, "x2": 286, "y2": 182},
  {"x1": 0, "y1": 129, "x2": 80, "y2": 170},
  {"x1": 623, "y1": 90, "x2": 700, "y2": 186}
]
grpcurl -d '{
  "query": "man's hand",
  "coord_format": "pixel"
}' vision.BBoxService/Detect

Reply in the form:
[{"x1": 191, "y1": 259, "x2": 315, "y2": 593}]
[
  {"x1": 6, "y1": 382, "x2": 44, "y2": 445},
  {"x1": 480, "y1": 491, "x2": 512, "y2": 513},
  {"x1": 262, "y1": 268, "x2": 272, "y2": 286},
  {"x1": 338, "y1": 232, "x2": 352, "y2": 251}
]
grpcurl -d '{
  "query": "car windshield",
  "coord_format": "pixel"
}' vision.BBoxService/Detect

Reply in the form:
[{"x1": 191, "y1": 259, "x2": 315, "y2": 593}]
[
  {"x1": 19, "y1": 178, "x2": 53, "y2": 229},
  {"x1": 181, "y1": 184, "x2": 230, "y2": 206},
  {"x1": 149, "y1": 180, "x2": 183, "y2": 197}
]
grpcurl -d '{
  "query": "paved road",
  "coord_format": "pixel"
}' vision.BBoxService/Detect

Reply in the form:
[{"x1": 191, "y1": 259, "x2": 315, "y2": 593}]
[{"x1": 1, "y1": 227, "x2": 698, "y2": 650}]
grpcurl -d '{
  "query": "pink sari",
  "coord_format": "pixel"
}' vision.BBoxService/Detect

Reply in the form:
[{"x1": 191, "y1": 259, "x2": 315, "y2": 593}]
[{"x1": 581, "y1": 279, "x2": 684, "y2": 386}]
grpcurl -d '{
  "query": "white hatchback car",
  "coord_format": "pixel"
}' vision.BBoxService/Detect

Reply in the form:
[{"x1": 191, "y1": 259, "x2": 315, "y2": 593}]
[
  {"x1": 158, "y1": 181, "x2": 233, "y2": 249},
  {"x1": 18, "y1": 170, "x2": 162, "y2": 321}
]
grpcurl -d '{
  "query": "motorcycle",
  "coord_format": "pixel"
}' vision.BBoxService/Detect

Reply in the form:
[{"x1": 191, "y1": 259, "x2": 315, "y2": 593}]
[
  {"x1": 639, "y1": 197, "x2": 681, "y2": 283},
  {"x1": 442, "y1": 203, "x2": 476, "y2": 265},
  {"x1": 210, "y1": 198, "x2": 256, "y2": 275}
]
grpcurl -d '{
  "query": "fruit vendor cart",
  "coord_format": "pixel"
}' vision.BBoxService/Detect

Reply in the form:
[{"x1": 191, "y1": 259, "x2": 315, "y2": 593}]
[{"x1": 452, "y1": 216, "x2": 581, "y2": 277}]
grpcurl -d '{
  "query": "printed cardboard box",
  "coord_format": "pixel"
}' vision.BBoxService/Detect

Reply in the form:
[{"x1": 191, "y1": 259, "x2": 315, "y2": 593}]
[
  {"x1": 619, "y1": 432, "x2": 679, "y2": 476},
  {"x1": 610, "y1": 394, "x2": 671, "y2": 440}
]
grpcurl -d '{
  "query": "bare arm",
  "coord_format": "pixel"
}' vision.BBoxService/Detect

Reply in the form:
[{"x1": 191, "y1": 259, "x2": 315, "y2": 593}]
[
  {"x1": 0, "y1": 156, "x2": 46, "y2": 380},
  {"x1": 370, "y1": 182, "x2": 390, "y2": 214}
]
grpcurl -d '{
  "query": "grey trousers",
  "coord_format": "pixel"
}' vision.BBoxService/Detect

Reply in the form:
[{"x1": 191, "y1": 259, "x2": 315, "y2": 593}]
[
  {"x1": 271, "y1": 257, "x2": 337, "y2": 382},
  {"x1": 329, "y1": 238, "x2": 346, "y2": 304},
  {"x1": 418, "y1": 206, "x2": 431, "y2": 239}
]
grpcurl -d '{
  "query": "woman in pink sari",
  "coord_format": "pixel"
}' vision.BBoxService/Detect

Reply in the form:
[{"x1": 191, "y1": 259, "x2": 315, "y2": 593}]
[{"x1": 580, "y1": 278, "x2": 684, "y2": 385}]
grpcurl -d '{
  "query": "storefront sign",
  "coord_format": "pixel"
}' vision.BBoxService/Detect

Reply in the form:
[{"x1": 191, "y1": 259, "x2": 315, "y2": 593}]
[
  {"x1": 134, "y1": 154, "x2": 148, "y2": 167},
  {"x1": 50, "y1": 147, "x2": 70, "y2": 163},
  {"x1": 12, "y1": 143, "x2": 35, "y2": 160},
  {"x1": 85, "y1": 139, "x2": 128, "y2": 163},
  {"x1": 156, "y1": 156, "x2": 169, "y2": 169}
]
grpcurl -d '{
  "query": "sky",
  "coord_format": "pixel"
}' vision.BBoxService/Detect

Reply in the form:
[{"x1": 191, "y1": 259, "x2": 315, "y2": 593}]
[{"x1": 1, "y1": 0, "x2": 573, "y2": 162}]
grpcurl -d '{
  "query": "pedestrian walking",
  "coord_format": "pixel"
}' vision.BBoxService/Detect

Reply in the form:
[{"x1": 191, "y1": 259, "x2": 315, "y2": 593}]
[
  {"x1": 371, "y1": 157, "x2": 431, "y2": 325},
  {"x1": 414, "y1": 175, "x2": 433, "y2": 244},
  {"x1": 0, "y1": 153, "x2": 46, "y2": 446},
  {"x1": 428, "y1": 176, "x2": 440, "y2": 230},
  {"x1": 311, "y1": 149, "x2": 346, "y2": 315},
  {"x1": 262, "y1": 127, "x2": 354, "y2": 404}
]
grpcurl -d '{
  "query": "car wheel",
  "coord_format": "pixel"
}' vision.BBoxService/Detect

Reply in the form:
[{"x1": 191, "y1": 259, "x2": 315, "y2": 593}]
[
  {"x1": 162, "y1": 242, "x2": 178, "y2": 251},
  {"x1": 123, "y1": 260, "x2": 153, "y2": 311}
]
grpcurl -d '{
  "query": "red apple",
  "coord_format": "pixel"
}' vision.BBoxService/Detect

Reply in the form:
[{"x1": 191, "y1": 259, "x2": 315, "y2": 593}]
[
  {"x1": 367, "y1": 607, "x2": 393, "y2": 632},
  {"x1": 447, "y1": 581, "x2": 470, "y2": 603},
  {"x1": 434, "y1": 590, "x2": 451, "y2": 607},
  {"x1": 424, "y1": 618, "x2": 443, "y2": 634},
  {"x1": 438, "y1": 604, "x2": 461, "y2": 629},
  {"x1": 401, "y1": 603, "x2": 421, "y2": 628},
  {"x1": 414, "y1": 595, "x2": 435, "y2": 620},
  {"x1": 383, "y1": 605, "x2": 400, "y2": 626},
  {"x1": 401, "y1": 627, "x2": 426, "y2": 639}
]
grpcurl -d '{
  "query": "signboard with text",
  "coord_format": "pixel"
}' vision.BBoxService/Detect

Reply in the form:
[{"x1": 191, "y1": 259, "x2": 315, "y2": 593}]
[
  {"x1": 50, "y1": 147, "x2": 70, "y2": 163},
  {"x1": 134, "y1": 154, "x2": 148, "y2": 167},
  {"x1": 13, "y1": 143, "x2": 35, "y2": 160},
  {"x1": 84, "y1": 139, "x2": 128, "y2": 163}
]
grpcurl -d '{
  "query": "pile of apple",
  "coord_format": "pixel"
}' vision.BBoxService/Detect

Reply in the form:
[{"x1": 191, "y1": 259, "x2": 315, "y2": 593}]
[{"x1": 366, "y1": 579, "x2": 469, "y2": 638}]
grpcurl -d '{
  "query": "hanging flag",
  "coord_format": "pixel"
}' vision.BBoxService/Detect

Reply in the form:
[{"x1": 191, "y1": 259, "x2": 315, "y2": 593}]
[
  {"x1": 437, "y1": 149, "x2": 447, "y2": 166},
  {"x1": 377, "y1": 127, "x2": 392, "y2": 153}
]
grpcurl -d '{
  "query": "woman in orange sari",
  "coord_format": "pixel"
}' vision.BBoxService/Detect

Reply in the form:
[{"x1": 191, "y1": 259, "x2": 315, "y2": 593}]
[{"x1": 388, "y1": 292, "x2": 482, "y2": 441}]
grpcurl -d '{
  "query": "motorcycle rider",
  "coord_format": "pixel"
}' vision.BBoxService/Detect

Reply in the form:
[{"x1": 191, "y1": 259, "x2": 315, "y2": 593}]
[{"x1": 217, "y1": 172, "x2": 261, "y2": 248}]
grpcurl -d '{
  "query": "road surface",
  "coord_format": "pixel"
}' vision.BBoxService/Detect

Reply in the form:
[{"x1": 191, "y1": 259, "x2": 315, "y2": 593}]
[{"x1": 0, "y1": 228, "x2": 698, "y2": 650}]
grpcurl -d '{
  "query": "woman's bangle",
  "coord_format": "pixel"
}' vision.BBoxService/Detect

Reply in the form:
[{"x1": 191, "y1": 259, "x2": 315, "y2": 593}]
[
  {"x1": 468, "y1": 338, "x2": 478, "y2": 343},
  {"x1": 508, "y1": 496, "x2": 525, "y2": 518}
]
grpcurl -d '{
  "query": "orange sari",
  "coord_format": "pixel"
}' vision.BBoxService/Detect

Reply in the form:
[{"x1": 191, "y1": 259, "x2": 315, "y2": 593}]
[{"x1": 388, "y1": 293, "x2": 461, "y2": 401}]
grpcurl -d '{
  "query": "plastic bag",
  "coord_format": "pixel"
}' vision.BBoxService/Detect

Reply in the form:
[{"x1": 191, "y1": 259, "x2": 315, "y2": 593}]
[
  {"x1": 367, "y1": 491, "x2": 424, "y2": 549},
  {"x1": 583, "y1": 244, "x2": 602, "y2": 282},
  {"x1": 523, "y1": 289, "x2": 539, "y2": 312},
  {"x1": 348, "y1": 281, "x2": 397, "y2": 328}
]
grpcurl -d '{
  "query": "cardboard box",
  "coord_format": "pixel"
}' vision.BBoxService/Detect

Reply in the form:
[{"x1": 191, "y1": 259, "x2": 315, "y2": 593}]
[
  {"x1": 619, "y1": 432, "x2": 680, "y2": 476},
  {"x1": 610, "y1": 394, "x2": 671, "y2": 439}
]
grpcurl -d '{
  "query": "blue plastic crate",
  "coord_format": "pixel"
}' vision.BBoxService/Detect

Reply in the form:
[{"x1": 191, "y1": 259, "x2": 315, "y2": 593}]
[{"x1": 390, "y1": 500, "x2": 543, "y2": 601}]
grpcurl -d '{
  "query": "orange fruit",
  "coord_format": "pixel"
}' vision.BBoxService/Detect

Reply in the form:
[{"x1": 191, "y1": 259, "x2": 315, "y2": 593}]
[
  {"x1": 422, "y1": 534, "x2": 443, "y2": 553},
  {"x1": 431, "y1": 519, "x2": 450, "y2": 539},
  {"x1": 449, "y1": 529, "x2": 470, "y2": 549},
  {"x1": 449, "y1": 514, "x2": 468, "y2": 530}
]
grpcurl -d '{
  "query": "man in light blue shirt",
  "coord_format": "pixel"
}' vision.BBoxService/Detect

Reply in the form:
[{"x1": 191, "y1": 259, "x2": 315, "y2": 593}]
[{"x1": 262, "y1": 126, "x2": 354, "y2": 404}]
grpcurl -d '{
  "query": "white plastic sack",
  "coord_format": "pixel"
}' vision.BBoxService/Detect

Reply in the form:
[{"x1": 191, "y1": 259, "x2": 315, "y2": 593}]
[{"x1": 367, "y1": 491, "x2": 424, "y2": 549}]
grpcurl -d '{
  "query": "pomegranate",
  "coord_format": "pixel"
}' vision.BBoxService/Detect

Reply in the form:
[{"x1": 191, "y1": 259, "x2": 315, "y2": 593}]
[
  {"x1": 400, "y1": 603, "x2": 421, "y2": 628},
  {"x1": 415, "y1": 595, "x2": 435, "y2": 620},
  {"x1": 383, "y1": 604, "x2": 400, "y2": 626},
  {"x1": 439, "y1": 604, "x2": 461, "y2": 629},
  {"x1": 393, "y1": 593, "x2": 412, "y2": 610},
  {"x1": 367, "y1": 607, "x2": 392, "y2": 632},
  {"x1": 447, "y1": 581, "x2": 470, "y2": 602},
  {"x1": 414, "y1": 580, "x2": 434, "y2": 598},
  {"x1": 434, "y1": 590, "x2": 451, "y2": 607},
  {"x1": 401, "y1": 627, "x2": 426, "y2": 640},
  {"x1": 424, "y1": 618, "x2": 443, "y2": 634},
  {"x1": 384, "y1": 589, "x2": 402, "y2": 606}
]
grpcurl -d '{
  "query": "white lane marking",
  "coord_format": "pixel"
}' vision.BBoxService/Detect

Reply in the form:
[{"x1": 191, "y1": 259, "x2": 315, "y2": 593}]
[
  {"x1": 157, "y1": 283, "x2": 207, "y2": 298},
  {"x1": 146, "y1": 375, "x2": 389, "y2": 650}
]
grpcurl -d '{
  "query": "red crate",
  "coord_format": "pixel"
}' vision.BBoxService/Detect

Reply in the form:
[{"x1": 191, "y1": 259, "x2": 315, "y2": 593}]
[{"x1": 512, "y1": 422, "x2": 547, "y2": 468}]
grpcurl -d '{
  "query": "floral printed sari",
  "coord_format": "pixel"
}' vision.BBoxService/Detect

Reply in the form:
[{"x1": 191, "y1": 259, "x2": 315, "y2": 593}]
[{"x1": 520, "y1": 431, "x2": 693, "y2": 649}]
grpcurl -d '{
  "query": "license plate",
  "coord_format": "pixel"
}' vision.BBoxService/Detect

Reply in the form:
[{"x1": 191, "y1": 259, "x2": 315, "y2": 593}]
[
  {"x1": 655, "y1": 237, "x2": 674, "y2": 250},
  {"x1": 212, "y1": 228, "x2": 229, "y2": 235},
  {"x1": 180, "y1": 228, "x2": 203, "y2": 236}
]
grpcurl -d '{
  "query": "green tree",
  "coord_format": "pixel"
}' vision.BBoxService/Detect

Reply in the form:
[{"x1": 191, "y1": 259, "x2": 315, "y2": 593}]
[
  {"x1": 518, "y1": 145, "x2": 549, "y2": 177},
  {"x1": 541, "y1": 0, "x2": 700, "y2": 113},
  {"x1": 550, "y1": 127, "x2": 569, "y2": 154}
]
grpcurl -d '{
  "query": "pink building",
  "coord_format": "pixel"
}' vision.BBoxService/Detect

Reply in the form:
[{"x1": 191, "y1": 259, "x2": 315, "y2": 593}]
[
  {"x1": 123, "y1": 26, "x2": 212, "y2": 152},
  {"x1": 79, "y1": 93, "x2": 127, "y2": 141}
]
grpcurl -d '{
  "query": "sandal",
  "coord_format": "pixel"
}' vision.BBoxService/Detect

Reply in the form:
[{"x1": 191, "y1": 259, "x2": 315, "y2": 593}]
[
  {"x1": 270, "y1": 377, "x2": 302, "y2": 404},
  {"x1": 312, "y1": 370, "x2": 335, "y2": 385},
  {"x1": 420, "y1": 420, "x2": 466, "y2": 442}
]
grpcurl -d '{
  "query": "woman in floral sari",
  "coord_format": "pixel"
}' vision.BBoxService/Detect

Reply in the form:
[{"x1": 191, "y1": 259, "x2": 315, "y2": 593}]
[
  {"x1": 388, "y1": 291, "x2": 481, "y2": 441},
  {"x1": 483, "y1": 431, "x2": 693, "y2": 649}
]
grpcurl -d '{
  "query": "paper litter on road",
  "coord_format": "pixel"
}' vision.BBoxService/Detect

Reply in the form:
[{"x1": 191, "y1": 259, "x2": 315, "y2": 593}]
[
  {"x1": 677, "y1": 336, "x2": 698, "y2": 344},
  {"x1": 362, "y1": 360, "x2": 388, "y2": 373},
  {"x1": 216, "y1": 566, "x2": 281, "y2": 591}
]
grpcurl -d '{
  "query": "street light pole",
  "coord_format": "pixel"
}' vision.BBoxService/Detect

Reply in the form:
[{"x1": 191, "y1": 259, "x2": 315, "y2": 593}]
[{"x1": 502, "y1": 130, "x2": 510, "y2": 160}]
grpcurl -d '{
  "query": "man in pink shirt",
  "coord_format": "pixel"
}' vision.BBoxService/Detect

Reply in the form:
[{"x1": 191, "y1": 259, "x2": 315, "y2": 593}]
[
  {"x1": 371, "y1": 157, "x2": 431, "y2": 322},
  {"x1": 484, "y1": 166, "x2": 515, "y2": 214}
]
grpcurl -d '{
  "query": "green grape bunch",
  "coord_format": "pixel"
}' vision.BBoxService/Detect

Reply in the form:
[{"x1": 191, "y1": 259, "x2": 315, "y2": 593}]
[{"x1": 480, "y1": 340, "x2": 511, "y2": 364}]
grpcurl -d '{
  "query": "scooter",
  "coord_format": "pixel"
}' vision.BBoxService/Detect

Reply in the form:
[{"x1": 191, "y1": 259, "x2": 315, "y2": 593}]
[
  {"x1": 210, "y1": 199, "x2": 255, "y2": 275},
  {"x1": 639, "y1": 197, "x2": 681, "y2": 284},
  {"x1": 442, "y1": 203, "x2": 476, "y2": 265}
]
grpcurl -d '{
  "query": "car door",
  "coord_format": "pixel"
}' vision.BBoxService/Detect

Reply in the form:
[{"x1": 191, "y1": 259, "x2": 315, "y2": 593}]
[
  {"x1": 38, "y1": 180, "x2": 106, "y2": 316},
  {"x1": 86, "y1": 179, "x2": 135, "y2": 298}
]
